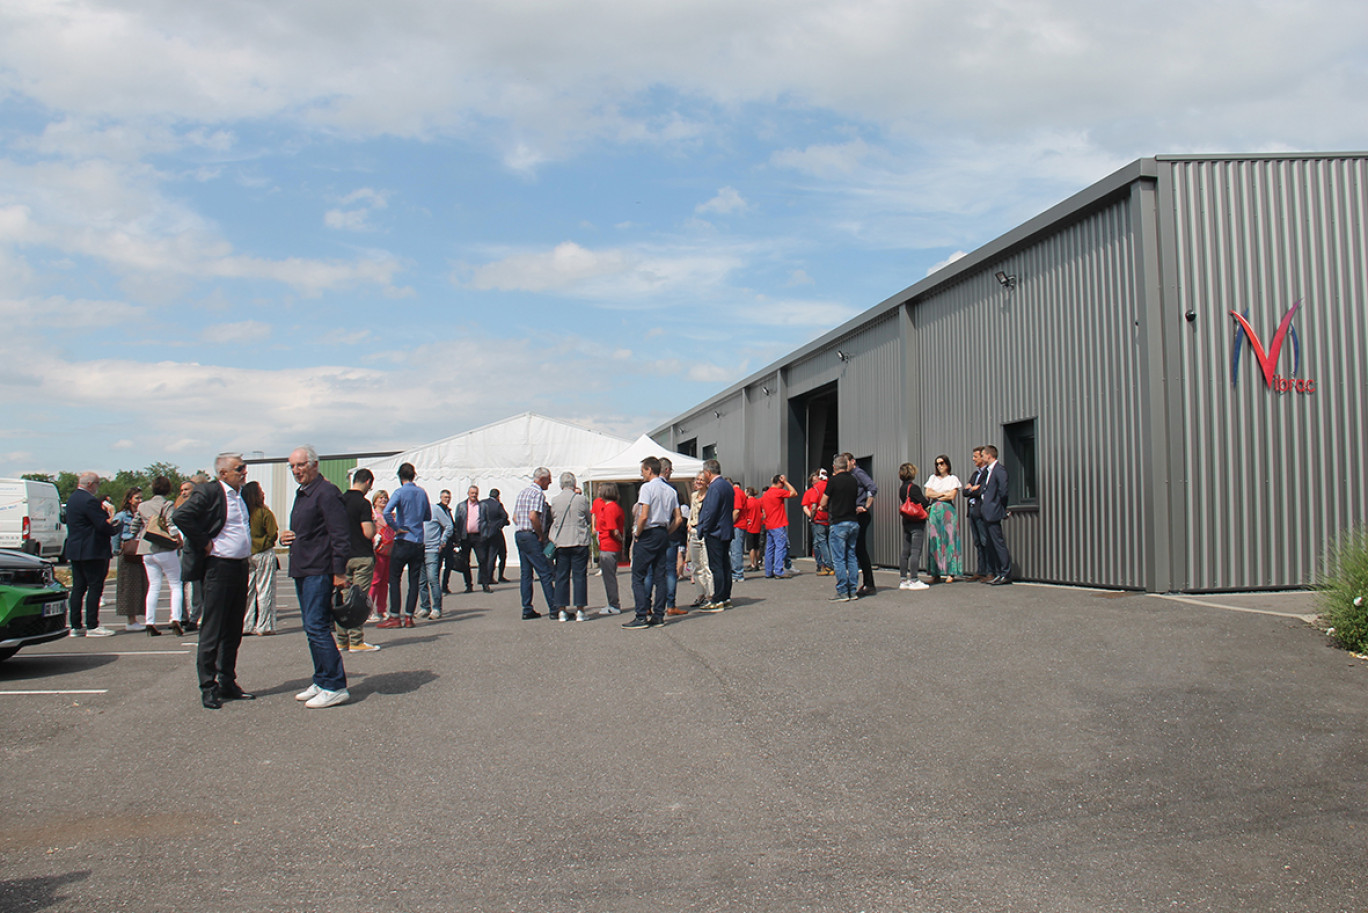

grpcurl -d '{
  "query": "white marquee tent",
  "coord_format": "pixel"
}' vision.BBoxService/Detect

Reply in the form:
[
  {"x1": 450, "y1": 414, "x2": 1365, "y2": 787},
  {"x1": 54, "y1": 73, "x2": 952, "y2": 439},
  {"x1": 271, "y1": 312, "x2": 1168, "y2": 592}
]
[{"x1": 354, "y1": 413, "x2": 634, "y2": 565}]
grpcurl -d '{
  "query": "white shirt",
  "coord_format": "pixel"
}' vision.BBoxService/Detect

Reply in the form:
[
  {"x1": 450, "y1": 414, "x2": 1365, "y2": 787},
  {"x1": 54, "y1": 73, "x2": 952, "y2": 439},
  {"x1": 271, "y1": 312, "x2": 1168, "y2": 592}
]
[
  {"x1": 210, "y1": 480, "x2": 252, "y2": 559},
  {"x1": 923, "y1": 473, "x2": 961, "y2": 496}
]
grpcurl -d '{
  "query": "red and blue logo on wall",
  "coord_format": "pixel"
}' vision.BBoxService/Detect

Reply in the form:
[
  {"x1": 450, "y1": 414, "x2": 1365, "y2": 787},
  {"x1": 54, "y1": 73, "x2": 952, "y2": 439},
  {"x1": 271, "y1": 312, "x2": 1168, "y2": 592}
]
[{"x1": 1229, "y1": 300, "x2": 1316, "y2": 394}]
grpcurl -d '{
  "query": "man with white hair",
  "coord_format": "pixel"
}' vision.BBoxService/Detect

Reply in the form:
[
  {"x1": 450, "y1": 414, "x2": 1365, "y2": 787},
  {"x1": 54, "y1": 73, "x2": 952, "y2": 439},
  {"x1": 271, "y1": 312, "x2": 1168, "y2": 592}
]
[
  {"x1": 174, "y1": 453, "x2": 254, "y2": 709},
  {"x1": 281, "y1": 445, "x2": 351, "y2": 709}
]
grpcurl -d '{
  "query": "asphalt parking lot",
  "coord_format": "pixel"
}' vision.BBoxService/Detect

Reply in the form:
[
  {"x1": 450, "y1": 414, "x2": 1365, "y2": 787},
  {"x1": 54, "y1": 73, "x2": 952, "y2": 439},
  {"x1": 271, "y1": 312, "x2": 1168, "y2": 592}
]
[{"x1": 2, "y1": 566, "x2": 1365, "y2": 913}]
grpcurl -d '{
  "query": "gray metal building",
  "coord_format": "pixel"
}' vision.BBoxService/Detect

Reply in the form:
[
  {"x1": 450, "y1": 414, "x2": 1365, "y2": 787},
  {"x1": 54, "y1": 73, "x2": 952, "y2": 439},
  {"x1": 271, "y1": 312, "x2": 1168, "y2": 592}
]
[{"x1": 653, "y1": 153, "x2": 1368, "y2": 593}]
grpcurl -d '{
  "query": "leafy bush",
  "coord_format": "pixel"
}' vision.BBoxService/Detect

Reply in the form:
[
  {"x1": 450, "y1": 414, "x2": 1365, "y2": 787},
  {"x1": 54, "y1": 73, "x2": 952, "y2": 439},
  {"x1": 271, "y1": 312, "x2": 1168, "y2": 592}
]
[{"x1": 1320, "y1": 527, "x2": 1368, "y2": 654}]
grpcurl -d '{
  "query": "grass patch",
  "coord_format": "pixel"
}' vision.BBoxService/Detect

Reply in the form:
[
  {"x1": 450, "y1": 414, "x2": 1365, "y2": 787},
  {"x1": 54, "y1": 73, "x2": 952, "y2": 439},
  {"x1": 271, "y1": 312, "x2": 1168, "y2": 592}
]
[{"x1": 1320, "y1": 527, "x2": 1368, "y2": 654}]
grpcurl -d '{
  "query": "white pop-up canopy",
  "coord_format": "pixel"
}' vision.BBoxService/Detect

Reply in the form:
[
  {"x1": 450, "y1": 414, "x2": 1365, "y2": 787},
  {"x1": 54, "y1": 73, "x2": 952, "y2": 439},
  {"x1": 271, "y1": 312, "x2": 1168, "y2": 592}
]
[{"x1": 580, "y1": 433, "x2": 705, "y2": 482}]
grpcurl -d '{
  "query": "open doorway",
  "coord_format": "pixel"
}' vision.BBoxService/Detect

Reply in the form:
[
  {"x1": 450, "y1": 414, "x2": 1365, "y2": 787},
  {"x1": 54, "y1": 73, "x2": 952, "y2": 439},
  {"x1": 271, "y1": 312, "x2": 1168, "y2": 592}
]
[
  {"x1": 796, "y1": 382, "x2": 840, "y2": 476},
  {"x1": 787, "y1": 382, "x2": 840, "y2": 562}
]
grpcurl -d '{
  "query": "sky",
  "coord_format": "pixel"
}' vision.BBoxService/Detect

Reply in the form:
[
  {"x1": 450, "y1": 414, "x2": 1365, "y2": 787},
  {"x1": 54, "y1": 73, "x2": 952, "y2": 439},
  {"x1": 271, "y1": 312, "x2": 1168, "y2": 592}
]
[{"x1": 1, "y1": 0, "x2": 1366, "y2": 478}]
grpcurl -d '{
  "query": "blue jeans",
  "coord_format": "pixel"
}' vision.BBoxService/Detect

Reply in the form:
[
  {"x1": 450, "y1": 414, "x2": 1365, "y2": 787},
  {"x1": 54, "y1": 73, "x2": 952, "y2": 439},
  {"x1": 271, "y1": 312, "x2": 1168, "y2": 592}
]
[
  {"x1": 730, "y1": 533, "x2": 746, "y2": 581},
  {"x1": 515, "y1": 529, "x2": 557, "y2": 615},
  {"x1": 828, "y1": 521, "x2": 859, "y2": 596},
  {"x1": 764, "y1": 526, "x2": 789, "y2": 576},
  {"x1": 664, "y1": 543, "x2": 680, "y2": 607},
  {"x1": 295, "y1": 574, "x2": 346, "y2": 691},
  {"x1": 553, "y1": 545, "x2": 589, "y2": 609},
  {"x1": 387, "y1": 538, "x2": 423, "y2": 617},
  {"x1": 421, "y1": 550, "x2": 442, "y2": 613},
  {"x1": 630, "y1": 526, "x2": 670, "y2": 620},
  {"x1": 811, "y1": 523, "x2": 831, "y2": 570}
]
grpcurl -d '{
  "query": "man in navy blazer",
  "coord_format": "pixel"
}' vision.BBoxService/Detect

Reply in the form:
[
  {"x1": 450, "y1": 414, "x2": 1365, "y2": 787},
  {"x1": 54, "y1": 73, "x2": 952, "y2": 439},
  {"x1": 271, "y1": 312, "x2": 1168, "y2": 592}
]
[
  {"x1": 980, "y1": 445, "x2": 1013, "y2": 585},
  {"x1": 65, "y1": 472, "x2": 122, "y2": 635},
  {"x1": 694, "y1": 459, "x2": 735, "y2": 611}
]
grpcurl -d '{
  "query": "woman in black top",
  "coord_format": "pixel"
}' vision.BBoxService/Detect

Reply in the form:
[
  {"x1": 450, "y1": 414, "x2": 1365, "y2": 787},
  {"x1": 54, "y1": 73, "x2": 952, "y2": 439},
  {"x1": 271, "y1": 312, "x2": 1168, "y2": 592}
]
[{"x1": 897, "y1": 463, "x2": 931, "y2": 591}]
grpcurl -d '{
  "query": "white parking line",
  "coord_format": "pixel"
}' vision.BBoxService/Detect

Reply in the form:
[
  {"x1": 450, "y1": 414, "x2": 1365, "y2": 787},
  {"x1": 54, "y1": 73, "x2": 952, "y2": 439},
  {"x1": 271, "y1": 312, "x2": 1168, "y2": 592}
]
[
  {"x1": 1148, "y1": 592, "x2": 1318, "y2": 621},
  {"x1": 0, "y1": 689, "x2": 108, "y2": 695},
  {"x1": 22, "y1": 650, "x2": 191, "y2": 657}
]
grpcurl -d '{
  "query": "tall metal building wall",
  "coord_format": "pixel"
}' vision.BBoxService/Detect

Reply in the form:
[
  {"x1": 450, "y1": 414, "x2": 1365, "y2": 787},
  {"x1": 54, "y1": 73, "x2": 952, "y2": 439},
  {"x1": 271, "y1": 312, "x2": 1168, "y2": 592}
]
[
  {"x1": 914, "y1": 195, "x2": 1149, "y2": 588},
  {"x1": 655, "y1": 153, "x2": 1368, "y2": 592},
  {"x1": 1162, "y1": 155, "x2": 1368, "y2": 590}
]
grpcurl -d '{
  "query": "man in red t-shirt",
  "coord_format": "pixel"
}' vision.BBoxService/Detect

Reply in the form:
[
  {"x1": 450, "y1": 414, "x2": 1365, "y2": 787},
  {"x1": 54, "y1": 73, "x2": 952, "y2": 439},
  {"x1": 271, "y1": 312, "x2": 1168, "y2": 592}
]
[
  {"x1": 591, "y1": 487, "x2": 626, "y2": 615},
  {"x1": 801, "y1": 471, "x2": 831, "y2": 575},
  {"x1": 758, "y1": 475, "x2": 797, "y2": 577}
]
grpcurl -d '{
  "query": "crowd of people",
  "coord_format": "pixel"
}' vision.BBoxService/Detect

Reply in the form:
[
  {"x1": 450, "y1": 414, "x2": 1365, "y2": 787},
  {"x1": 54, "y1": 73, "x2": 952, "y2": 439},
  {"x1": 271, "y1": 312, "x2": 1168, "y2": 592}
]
[{"x1": 61, "y1": 443, "x2": 1013, "y2": 707}]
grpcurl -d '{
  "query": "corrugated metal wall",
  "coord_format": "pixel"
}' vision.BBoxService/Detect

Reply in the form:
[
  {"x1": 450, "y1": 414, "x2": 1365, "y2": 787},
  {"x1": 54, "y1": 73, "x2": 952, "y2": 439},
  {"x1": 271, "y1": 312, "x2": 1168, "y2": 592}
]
[
  {"x1": 915, "y1": 197, "x2": 1148, "y2": 588},
  {"x1": 1165, "y1": 156, "x2": 1368, "y2": 590}
]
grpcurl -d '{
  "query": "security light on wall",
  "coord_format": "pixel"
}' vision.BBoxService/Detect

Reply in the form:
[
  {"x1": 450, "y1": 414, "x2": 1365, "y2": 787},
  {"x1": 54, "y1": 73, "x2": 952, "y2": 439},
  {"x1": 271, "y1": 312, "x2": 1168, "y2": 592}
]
[
  {"x1": 713, "y1": 411, "x2": 722, "y2": 419},
  {"x1": 836, "y1": 350, "x2": 850, "y2": 362},
  {"x1": 994, "y1": 270, "x2": 1017, "y2": 289},
  {"x1": 760, "y1": 385, "x2": 771, "y2": 396}
]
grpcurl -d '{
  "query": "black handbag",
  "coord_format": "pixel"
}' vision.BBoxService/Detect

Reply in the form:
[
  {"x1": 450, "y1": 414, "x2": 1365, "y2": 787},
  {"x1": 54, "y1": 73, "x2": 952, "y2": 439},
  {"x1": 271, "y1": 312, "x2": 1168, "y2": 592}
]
[{"x1": 330, "y1": 585, "x2": 372, "y2": 629}]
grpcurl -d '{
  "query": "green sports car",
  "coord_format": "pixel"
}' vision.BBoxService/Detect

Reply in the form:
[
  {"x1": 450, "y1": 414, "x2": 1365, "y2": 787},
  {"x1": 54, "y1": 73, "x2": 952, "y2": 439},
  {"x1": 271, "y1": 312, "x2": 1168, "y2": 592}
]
[{"x1": 0, "y1": 548, "x2": 69, "y2": 662}]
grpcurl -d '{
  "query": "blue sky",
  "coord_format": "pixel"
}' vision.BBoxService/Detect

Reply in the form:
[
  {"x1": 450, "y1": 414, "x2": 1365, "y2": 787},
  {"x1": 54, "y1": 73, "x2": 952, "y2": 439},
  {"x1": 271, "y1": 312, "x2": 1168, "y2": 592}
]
[{"x1": 2, "y1": 0, "x2": 1366, "y2": 477}]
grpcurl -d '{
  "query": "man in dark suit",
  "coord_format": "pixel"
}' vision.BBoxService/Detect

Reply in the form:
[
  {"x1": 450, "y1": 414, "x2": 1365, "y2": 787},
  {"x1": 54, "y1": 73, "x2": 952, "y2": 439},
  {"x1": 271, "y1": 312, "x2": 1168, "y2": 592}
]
[
  {"x1": 452, "y1": 484, "x2": 494, "y2": 593},
  {"x1": 65, "y1": 472, "x2": 122, "y2": 636},
  {"x1": 484, "y1": 489, "x2": 510, "y2": 582},
  {"x1": 694, "y1": 459, "x2": 735, "y2": 612},
  {"x1": 980, "y1": 445, "x2": 1012, "y2": 585},
  {"x1": 173, "y1": 453, "x2": 254, "y2": 709},
  {"x1": 961, "y1": 446, "x2": 996, "y2": 581}
]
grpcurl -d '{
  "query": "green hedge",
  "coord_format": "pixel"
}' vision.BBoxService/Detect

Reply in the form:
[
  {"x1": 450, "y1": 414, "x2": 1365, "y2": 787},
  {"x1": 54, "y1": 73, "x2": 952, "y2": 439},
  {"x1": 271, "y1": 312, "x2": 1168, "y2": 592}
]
[{"x1": 1321, "y1": 527, "x2": 1368, "y2": 654}]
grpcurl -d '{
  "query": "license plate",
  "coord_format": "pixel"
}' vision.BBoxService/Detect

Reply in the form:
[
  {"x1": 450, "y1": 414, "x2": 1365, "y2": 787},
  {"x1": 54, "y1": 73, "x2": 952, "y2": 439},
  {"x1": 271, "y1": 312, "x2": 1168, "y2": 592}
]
[{"x1": 43, "y1": 602, "x2": 64, "y2": 617}]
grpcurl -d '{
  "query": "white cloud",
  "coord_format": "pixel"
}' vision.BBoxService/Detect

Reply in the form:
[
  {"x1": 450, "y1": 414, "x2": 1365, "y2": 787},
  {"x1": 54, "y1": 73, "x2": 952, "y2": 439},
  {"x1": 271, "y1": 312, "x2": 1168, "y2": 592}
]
[
  {"x1": 927, "y1": 251, "x2": 968, "y2": 275},
  {"x1": 696, "y1": 186, "x2": 749, "y2": 215},
  {"x1": 1, "y1": 1, "x2": 1362, "y2": 156},
  {"x1": 0, "y1": 158, "x2": 408, "y2": 297},
  {"x1": 325, "y1": 187, "x2": 390, "y2": 232},
  {"x1": 464, "y1": 240, "x2": 742, "y2": 302},
  {"x1": 202, "y1": 320, "x2": 271, "y2": 344}
]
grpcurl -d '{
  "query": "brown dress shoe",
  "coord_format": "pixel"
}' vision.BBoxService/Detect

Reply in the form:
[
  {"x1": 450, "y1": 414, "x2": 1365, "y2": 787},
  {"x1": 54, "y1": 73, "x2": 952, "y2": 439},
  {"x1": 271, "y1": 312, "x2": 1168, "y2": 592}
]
[{"x1": 666, "y1": 607, "x2": 689, "y2": 616}]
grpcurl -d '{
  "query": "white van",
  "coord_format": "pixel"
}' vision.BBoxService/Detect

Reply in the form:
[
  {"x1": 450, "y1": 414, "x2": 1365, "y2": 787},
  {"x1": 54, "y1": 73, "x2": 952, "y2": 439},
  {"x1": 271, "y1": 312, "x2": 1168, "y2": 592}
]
[{"x1": 0, "y1": 478, "x2": 67, "y2": 559}]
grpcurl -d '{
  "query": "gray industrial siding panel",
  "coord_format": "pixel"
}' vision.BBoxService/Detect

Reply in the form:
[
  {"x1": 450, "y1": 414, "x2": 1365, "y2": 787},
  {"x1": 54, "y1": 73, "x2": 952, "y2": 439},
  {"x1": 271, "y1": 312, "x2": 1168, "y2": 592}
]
[
  {"x1": 1167, "y1": 156, "x2": 1368, "y2": 590},
  {"x1": 915, "y1": 196, "x2": 1148, "y2": 588}
]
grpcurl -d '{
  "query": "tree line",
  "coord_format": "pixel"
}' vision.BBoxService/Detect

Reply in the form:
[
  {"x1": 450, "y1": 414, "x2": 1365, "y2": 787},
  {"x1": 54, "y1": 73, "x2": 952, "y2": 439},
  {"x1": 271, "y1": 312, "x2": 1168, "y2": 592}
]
[{"x1": 22, "y1": 462, "x2": 207, "y2": 505}]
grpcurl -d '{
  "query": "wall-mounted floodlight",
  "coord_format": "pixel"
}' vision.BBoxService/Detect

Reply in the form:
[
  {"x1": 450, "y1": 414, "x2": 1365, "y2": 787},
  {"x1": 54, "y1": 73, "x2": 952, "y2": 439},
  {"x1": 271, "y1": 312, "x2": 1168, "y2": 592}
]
[
  {"x1": 994, "y1": 270, "x2": 1017, "y2": 290},
  {"x1": 760, "y1": 385, "x2": 771, "y2": 396},
  {"x1": 836, "y1": 350, "x2": 850, "y2": 362},
  {"x1": 713, "y1": 410, "x2": 722, "y2": 419}
]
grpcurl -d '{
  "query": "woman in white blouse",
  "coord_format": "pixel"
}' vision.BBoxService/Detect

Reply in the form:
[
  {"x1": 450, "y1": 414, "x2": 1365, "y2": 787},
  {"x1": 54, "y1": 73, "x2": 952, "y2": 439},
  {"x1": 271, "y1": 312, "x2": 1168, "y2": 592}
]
[{"x1": 922, "y1": 454, "x2": 963, "y2": 583}]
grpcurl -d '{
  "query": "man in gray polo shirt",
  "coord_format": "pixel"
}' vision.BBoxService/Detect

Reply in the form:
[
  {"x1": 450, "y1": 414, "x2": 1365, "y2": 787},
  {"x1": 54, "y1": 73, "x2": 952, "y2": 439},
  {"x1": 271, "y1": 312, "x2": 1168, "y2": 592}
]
[{"x1": 622, "y1": 456, "x2": 682, "y2": 630}]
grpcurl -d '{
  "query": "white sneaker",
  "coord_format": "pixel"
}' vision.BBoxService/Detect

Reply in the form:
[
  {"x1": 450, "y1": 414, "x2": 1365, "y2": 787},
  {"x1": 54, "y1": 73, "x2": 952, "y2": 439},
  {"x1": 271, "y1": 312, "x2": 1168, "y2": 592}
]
[
  {"x1": 125, "y1": 622, "x2": 146, "y2": 632},
  {"x1": 558, "y1": 610, "x2": 570, "y2": 622},
  {"x1": 416, "y1": 609, "x2": 430, "y2": 619},
  {"x1": 87, "y1": 626, "x2": 115, "y2": 637},
  {"x1": 295, "y1": 684, "x2": 321, "y2": 702},
  {"x1": 575, "y1": 610, "x2": 587, "y2": 622},
  {"x1": 304, "y1": 688, "x2": 350, "y2": 709},
  {"x1": 898, "y1": 579, "x2": 913, "y2": 590},
  {"x1": 908, "y1": 580, "x2": 929, "y2": 590},
  {"x1": 598, "y1": 606, "x2": 622, "y2": 616},
  {"x1": 69, "y1": 628, "x2": 85, "y2": 637}
]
